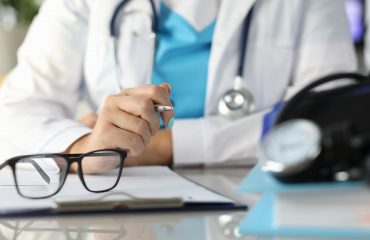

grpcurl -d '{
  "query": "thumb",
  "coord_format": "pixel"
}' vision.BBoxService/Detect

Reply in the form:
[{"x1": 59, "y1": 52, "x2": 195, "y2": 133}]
[{"x1": 160, "y1": 83, "x2": 171, "y2": 95}]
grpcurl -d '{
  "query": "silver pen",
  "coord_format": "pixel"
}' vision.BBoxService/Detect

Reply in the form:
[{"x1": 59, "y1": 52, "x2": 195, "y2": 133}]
[{"x1": 154, "y1": 105, "x2": 174, "y2": 112}]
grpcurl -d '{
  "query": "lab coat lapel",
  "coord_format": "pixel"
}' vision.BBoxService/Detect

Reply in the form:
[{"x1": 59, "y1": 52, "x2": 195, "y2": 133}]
[
  {"x1": 116, "y1": 0, "x2": 160, "y2": 89},
  {"x1": 214, "y1": 0, "x2": 256, "y2": 47},
  {"x1": 206, "y1": 0, "x2": 256, "y2": 115}
]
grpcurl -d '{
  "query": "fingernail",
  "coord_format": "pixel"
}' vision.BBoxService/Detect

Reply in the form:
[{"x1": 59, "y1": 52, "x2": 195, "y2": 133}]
[
  {"x1": 161, "y1": 83, "x2": 171, "y2": 94},
  {"x1": 166, "y1": 117, "x2": 174, "y2": 129}
]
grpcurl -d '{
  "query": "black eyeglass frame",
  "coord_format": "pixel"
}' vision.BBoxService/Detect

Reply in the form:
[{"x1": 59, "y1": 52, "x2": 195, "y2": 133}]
[{"x1": 0, "y1": 149, "x2": 127, "y2": 199}]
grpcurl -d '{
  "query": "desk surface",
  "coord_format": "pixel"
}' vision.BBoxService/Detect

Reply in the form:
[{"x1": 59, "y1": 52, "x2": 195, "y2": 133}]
[{"x1": 0, "y1": 167, "x2": 259, "y2": 240}]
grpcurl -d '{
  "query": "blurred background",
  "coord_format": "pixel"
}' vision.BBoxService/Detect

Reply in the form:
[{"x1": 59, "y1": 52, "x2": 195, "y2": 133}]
[
  {"x1": 0, "y1": 0, "x2": 368, "y2": 85},
  {"x1": 346, "y1": 0, "x2": 367, "y2": 72},
  {"x1": 0, "y1": 0, "x2": 41, "y2": 84}
]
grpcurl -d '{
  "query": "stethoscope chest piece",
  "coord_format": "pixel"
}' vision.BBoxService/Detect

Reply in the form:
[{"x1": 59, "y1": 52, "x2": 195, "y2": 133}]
[
  {"x1": 217, "y1": 4, "x2": 256, "y2": 120},
  {"x1": 218, "y1": 77, "x2": 255, "y2": 120}
]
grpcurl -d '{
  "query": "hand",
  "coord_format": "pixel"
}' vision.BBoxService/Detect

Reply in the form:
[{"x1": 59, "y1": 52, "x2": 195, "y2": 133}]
[
  {"x1": 77, "y1": 114, "x2": 173, "y2": 167},
  {"x1": 67, "y1": 84, "x2": 174, "y2": 173}
]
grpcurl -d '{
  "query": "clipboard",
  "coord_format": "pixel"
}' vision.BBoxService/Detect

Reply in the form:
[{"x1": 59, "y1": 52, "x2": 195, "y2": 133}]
[{"x1": 0, "y1": 166, "x2": 247, "y2": 218}]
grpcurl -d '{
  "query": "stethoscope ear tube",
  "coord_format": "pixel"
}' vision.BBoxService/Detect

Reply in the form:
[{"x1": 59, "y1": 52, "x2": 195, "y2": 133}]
[{"x1": 276, "y1": 72, "x2": 369, "y2": 124}]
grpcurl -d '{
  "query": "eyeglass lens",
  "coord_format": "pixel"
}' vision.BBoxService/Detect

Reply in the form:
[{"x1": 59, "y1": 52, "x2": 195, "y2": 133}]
[
  {"x1": 80, "y1": 150, "x2": 122, "y2": 192},
  {"x1": 14, "y1": 155, "x2": 68, "y2": 198}
]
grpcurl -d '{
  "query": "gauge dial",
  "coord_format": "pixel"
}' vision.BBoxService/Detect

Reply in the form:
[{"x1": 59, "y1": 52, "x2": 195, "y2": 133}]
[{"x1": 260, "y1": 119, "x2": 322, "y2": 175}]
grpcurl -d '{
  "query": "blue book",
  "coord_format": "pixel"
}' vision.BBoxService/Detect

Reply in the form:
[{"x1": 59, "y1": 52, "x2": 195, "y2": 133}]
[{"x1": 237, "y1": 165, "x2": 370, "y2": 238}]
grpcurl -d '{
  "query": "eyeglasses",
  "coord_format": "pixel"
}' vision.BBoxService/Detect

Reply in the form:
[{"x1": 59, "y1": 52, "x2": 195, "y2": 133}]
[{"x1": 0, "y1": 149, "x2": 127, "y2": 199}]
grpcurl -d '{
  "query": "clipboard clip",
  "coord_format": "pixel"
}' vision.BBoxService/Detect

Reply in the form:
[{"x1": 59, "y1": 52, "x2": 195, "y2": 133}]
[{"x1": 52, "y1": 191, "x2": 184, "y2": 212}]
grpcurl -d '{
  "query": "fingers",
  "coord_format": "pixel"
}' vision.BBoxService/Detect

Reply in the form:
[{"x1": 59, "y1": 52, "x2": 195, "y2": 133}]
[
  {"x1": 97, "y1": 93, "x2": 161, "y2": 156},
  {"x1": 103, "y1": 106, "x2": 152, "y2": 145},
  {"x1": 99, "y1": 126, "x2": 145, "y2": 156},
  {"x1": 107, "y1": 95, "x2": 160, "y2": 135},
  {"x1": 121, "y1": 84, "x2": 174, "y2": 128},
  {"x1": 160, "y1": 83, "x2": 171, "y2": 94},
  {"x1": 114, "y1": 128, "x2": 145, "y2": 156}
]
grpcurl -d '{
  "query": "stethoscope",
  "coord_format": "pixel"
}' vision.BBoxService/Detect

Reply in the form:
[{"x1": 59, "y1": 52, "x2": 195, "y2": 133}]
[{"x1": 110, "y1": 0, "x2": 255, "y2": 120}]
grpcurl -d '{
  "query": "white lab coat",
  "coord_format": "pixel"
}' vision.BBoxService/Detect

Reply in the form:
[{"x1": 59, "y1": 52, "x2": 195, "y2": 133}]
[
  {"x1": 365, "y1": 0, "x2": 370, "y2": 71},
  {"x1": 0, "y1": 0, "x2": 357, "y2": 166}
]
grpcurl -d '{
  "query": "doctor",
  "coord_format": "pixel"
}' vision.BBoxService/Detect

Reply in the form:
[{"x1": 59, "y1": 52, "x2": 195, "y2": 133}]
[{"x1": 0, "y1": 0, "x2": 357, "y2": 168}]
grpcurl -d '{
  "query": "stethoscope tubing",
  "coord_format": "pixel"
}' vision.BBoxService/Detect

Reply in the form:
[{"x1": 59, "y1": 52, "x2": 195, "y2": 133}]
[
  {"x1": 110, "y1": 0, "x2": 254, "y2": 82},
  {"x1": 110, "y1": 0, "x2": 158, "y2": 37},
  {"x1": 237, "y1": 5, "x2": 255, "y2": 78},
  {"x1": 109, "y1": 0, "x2": 256, "y2": 119}
]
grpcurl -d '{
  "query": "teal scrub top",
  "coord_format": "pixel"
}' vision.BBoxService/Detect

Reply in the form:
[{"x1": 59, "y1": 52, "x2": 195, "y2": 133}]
[{"x1": 152, "y1": 2, "x2": 216, "y2": 119}]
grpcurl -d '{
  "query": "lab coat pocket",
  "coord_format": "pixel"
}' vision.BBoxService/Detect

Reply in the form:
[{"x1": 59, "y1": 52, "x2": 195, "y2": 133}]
[{"x1": 117, "y1": 32, "x2": 155, "y2": 88}]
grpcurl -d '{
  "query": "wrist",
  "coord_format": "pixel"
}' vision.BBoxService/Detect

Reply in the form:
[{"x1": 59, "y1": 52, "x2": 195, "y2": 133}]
[
  {"x1": 65, "y1": 133, "x2": 91, "y2": 154},
  {"x1": 158, "y1": 129, "x2": 173, "y2": 165},
  {"x1": 126, "y1": 129, "x2": 173, "y2": 166}
]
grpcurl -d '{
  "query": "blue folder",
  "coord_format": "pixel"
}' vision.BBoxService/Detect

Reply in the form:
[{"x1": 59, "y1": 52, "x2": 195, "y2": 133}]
[
  {"x1": 239, "y1": 192, "x2": 370, "y2": 238},
  {"x1": 237, "y1": 164, "x2": 364, "y2": 193},
  {"x1": 237, "y1": 165, "x2": 370, "y2": 238}
]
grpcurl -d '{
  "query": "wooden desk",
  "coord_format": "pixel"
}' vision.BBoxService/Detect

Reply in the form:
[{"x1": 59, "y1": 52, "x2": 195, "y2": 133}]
[{"x1": 0, "y1": 167, "x2": 257, "y2": 240}]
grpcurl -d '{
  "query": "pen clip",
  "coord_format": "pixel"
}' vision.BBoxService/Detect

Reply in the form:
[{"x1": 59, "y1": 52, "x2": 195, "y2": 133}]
[{"x1": 154, "y1": 105, "x2": 174, "y2": 112}]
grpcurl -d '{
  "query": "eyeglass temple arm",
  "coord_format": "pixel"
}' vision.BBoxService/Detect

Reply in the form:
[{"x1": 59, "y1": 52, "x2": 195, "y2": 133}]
[
  {"x1": 0, "y1": 159, "x2": 51, "y2": 184},
  {"x1": 0, "y1": 160, "x2": 49, "y2": 184},
  {"x1": 25, "y1": 159, "x2": 51, "y2": 184},
  {"x1": 0, "y1": 161, "x2": 7, "y2": 171}
]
